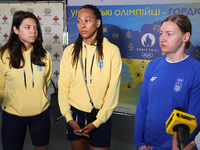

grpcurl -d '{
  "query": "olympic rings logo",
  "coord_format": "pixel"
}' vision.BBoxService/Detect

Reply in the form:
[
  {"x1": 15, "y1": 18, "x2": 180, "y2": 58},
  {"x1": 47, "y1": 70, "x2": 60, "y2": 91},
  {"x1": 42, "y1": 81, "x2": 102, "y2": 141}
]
[{"x1": 141, "y1": 52, "x2": 153, "y2": 58}]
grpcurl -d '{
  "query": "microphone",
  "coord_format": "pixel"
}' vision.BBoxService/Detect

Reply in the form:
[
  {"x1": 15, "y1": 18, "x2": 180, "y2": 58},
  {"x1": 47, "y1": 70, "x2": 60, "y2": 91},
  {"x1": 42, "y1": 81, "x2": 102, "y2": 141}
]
[{"x1": 165, "y1": 107, "x2": 197, "y2": 150}]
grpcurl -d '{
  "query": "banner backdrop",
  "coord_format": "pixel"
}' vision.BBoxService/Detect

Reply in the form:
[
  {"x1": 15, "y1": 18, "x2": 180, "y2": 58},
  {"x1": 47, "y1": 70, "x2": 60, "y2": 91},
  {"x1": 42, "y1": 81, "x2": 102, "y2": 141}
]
[
  {"x1": 68, "y1": 0, "x2": 200, "y2": 5},
  {"x1": 68, "y1": 3, "x2": 200, "y2": 114},
  {"x1": 0, "y1": 2, "x2": 64, "y2": 97}
]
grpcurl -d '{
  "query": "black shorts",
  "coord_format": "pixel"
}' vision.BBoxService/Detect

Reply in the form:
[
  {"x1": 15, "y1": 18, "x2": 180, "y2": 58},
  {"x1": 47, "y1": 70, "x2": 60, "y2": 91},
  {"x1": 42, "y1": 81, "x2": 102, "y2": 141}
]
[
  {"x1": 67, "y1": 106, "x2": 112, "y2": 148},
  {"x1": 1, "y1": 109, "x2": 51, "y2": 150}
]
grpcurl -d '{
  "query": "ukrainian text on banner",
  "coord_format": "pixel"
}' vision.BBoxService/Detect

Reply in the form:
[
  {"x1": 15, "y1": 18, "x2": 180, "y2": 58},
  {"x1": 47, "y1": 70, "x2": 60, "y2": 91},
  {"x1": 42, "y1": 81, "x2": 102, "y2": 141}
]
[
  {"x1": 68, "y1": 3, "x2": 200, "y2": 114},
  {"x1": 68, "y1": 0, "x2": 200, "y2": 6},
  {"x1": 0, "y1": 3, "x2": 63, "y2": 97}
]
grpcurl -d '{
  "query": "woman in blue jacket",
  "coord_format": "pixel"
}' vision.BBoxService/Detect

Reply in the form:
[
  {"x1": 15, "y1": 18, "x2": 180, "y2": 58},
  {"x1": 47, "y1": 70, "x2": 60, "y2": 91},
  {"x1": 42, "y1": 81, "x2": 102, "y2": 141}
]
[{"x1": 134, "y1": 14, "x2": 200, "y2": 150}]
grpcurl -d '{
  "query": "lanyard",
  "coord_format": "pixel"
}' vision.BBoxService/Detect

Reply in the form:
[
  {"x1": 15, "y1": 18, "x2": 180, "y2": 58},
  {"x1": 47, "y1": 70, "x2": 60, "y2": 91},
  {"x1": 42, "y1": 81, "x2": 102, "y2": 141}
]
[
  {"x1": 84, "y1": 45, "x2": 96, "y2": 83},
  {"x1": 23, "y1": 53, "x2": 34, "y2": 89},
  {"x1": 79, "y1": 45, "x2": 96, "y2": 108}
]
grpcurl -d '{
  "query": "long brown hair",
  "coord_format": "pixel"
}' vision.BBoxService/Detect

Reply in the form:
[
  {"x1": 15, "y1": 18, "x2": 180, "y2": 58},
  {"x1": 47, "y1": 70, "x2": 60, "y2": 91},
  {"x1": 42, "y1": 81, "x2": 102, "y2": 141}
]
[
  {"x1": 72, "y1": 4, "x2": 103, "y2": 68},
  {"x1": 0, "y1": 10, "x2": 46, "y2": 68}
]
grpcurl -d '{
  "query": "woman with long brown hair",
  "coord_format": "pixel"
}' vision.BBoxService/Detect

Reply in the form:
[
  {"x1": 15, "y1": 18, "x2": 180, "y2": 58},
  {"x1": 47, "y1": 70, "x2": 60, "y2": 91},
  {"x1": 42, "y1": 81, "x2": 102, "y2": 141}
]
[{"x1": 0, "y1": 10, "x2": 52, "y2": 150}]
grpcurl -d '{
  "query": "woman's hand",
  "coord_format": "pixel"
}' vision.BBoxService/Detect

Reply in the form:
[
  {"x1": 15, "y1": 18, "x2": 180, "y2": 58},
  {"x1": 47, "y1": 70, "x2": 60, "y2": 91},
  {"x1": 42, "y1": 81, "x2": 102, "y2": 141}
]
[
  {"x1": 81, "y1": 122, "x2": 97, "y2": 135},
  {"x1": 139, "y1": 145, "x2": 152, "y2": 150},
  {"x1": 68, "y1": 120, "x2": 87, "y2": 137},
  {"x1": 71, "y1": 120, "x2": 96, "y2": 138},
  {"x1": 73, "y1": 122, "x2": 97, "y2": 138},
  {"x1": 68, "y1": 120, "x2": 80, "y2": 130}
]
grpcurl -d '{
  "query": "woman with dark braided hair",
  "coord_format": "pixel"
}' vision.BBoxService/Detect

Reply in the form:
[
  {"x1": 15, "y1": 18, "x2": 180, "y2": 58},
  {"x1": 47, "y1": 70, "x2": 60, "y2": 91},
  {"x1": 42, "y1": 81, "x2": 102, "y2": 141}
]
[{"x1": 58, "y1": 4, "x2": 122, "y2": 150}]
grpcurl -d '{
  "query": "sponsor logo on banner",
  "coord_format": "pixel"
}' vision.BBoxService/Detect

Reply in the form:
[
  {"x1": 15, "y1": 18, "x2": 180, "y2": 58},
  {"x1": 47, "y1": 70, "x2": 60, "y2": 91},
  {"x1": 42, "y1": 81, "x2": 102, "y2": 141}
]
[
  {"x1": 141, "y1": 52, "x2": 153, "y2": 59},
  {"x1": 44, "y1": 8, "x2": 52, "y2": 16},
  {"x1": 53, "y1": 70, "x2": 59, "y2": 79},
  {"x1": 10, "y1": 8, "x2": 17, "y2": 16},
  {"x1": 53, "y1": 34, "x2": 61, "y2": 44},
  {"x1": 137, "y1": 32, "x2": 160, "y2": 59},
  {"x1": 37, "y1": 16, "x2": 43, "y2": 25},
  {"x1": 2, "y1": 15, "x2": 8, "y2": 25},
  {"x1": 52, "y1": 16, "x2": 61, "y2": 25},
  {"x1": 141, "y1": 33, "x2": 155, "y2": 47},
  {"x1": 27, "y1": 8, "x2": 34, "y2": 13},
  {"x1": 37, "y1": 16, "x2": 41, "y2": 21},
  {"x1": 45, "y1": 45, "x2": 52, "y2": 53},
  {"x1": 3, "y1": 33, "x2": 9, "y2": 42},
  {"x1": 44, "y1": 26, "x2": 52, "y2": 35},
  {"x1": 103, "y1": 22, "x2": 161, "y2": 61},
  {"x1": 53, "y1": 52, "x2": 60, "y2": 62}
]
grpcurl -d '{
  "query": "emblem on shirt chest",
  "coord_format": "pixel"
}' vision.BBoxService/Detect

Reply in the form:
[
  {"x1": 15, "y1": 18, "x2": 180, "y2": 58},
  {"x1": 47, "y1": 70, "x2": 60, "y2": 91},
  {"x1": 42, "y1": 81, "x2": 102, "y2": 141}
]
[
  {"x1": 173, "y1": 78, "x2": 184, "y2": 93},
  {"x1": 37, "y1": 65, "x2": 42, "y2": 72},
  {"x1": 98, "y1": 59, "x2": 103, "y2": 68}
]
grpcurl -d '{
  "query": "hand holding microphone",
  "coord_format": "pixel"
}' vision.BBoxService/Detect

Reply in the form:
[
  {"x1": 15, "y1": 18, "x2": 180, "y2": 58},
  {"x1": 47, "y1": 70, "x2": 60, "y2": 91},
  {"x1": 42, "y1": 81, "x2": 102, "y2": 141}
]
[
  {"x1": 166, "y1": 107, "x2": 197, "y2": 150},
  {"x1": 172, "y1": 132, "x2": 195, "y2": 150}
]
